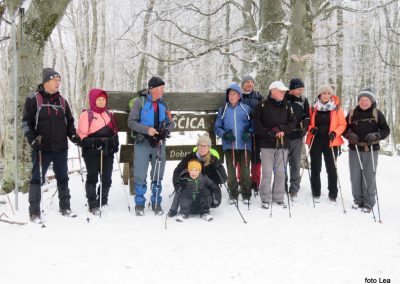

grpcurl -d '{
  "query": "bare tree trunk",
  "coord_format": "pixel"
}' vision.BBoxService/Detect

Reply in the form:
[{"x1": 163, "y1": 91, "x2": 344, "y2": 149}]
[
  {"x1": 335, "y1": 8, "x2": 344, "y2": 101},
  {"x1": 2, "y1": 0, "x2": 71, "y2": 193},
  {"x1": 136, "y1": 0, "x2": 155, "y2": 89},
  {"x1": 283, "y1": 0, "x2": 314, "y2": 83},
  {"x1": 98, "y1": 0, "x2": 106, "y2": 89}
]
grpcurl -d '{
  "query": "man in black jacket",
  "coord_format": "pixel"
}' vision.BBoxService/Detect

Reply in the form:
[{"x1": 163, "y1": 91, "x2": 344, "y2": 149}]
[
  {"x1": 343, "y1": 88, "x2": 390, "y2": 213},
  {"x1": 284, "y1": 78, "x2": 310, "y2": 201},
  {"x1": 22, "y1": 68, "x2": 78, "y2": 223},
  {"x1": 253, "y1": 81, "x2": 296, "y2": 209}
]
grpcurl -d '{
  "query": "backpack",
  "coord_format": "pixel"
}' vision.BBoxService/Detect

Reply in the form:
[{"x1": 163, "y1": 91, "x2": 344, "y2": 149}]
[
  {"x1": 34, "y1": 92, "x2": 67, "y2": 130},
  {"x1": 128, "y1": 91, "x2": 146, "y2": 140},
  {"x1": 348, "y1": 108, "x2": 378, "y2": 125}
]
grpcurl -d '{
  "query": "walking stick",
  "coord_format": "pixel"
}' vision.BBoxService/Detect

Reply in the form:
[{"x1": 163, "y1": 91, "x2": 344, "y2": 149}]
[
  {"x1": 114, "y1": 152, "x2": 131, "y2": 212},
  {"x1": 370, "y1": 146, "x2": 382, "y2": 223},
  {"x1": 355, "y1": 147, "x2": 376, "y2": 222},
  {"x1": 152, "y1": 140, "x2": 162, "y2": 215},
  {"x1": 280, "y1": 137, "x2": 292, "y2": 218},
  {"x1": 331, "y1": 147, "x2": 346, "y2": 214},
  {"x1": 305, "y1": 135, "x2": 316, "y2": 208},
  {"x1": 77, "y1": 145, "x2": 91, "y2": 223},
  {"x1": 99, "y1": 148, "x2": 104, "y2": 218}
]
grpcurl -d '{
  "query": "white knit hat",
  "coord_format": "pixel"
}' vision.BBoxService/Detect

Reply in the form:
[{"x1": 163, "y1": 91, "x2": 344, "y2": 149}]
[{"x1": 197, "y1": 134, "x2": 211, "y2": 147}]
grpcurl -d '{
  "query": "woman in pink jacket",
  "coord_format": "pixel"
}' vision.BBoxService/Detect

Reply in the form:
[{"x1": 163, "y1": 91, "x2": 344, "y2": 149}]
[{"x1": 77, "y1": 89, "x2": 119, "y2": 215}]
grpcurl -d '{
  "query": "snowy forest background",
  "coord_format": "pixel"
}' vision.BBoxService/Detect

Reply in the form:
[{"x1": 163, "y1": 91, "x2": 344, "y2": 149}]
[{"x1": 0, "y1": 0, "x2": 399, "y2": 193}]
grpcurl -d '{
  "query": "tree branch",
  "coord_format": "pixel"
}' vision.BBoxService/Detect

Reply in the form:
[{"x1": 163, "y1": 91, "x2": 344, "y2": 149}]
[
  {"x1": 176, "y1": 1, "x2": 245, "y2": 17},
  {"x1": 373, "y1": 32, "x2": 400, "y2": 68}
]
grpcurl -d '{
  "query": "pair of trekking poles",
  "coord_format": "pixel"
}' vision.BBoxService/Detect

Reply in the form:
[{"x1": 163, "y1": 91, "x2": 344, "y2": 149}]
[{"x1": 303, "y1": 135, "x2": 346, "y2": 213}]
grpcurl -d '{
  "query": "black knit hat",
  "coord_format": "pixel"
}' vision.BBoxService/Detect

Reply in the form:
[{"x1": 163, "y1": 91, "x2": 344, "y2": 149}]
[
  {"x1": 42, "y1": 68, "x2": 61, "y2": 84},
  {"x1": 289, "y1": 78, "x2": 305, "y2": 90},
  {"x1": 148, "y1": 76, "x2": 165, "y2": 89}
]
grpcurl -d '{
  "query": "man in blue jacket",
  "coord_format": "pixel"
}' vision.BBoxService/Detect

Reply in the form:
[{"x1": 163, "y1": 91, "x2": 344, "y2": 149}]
[{"x1": 128, "y1": 76, "x2": 175, "y2": 216}]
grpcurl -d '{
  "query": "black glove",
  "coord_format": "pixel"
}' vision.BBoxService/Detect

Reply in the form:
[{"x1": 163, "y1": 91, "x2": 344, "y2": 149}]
[
  {"x1": 223, "y1": 130, "x2": 236, "y2": 142},
  {"x1": 310, "y1": 127, "x2": 318, "y2": 135},
  {"x1": 112, "y1": 134, "x2": 119, "y2": 153},
  {"x1": 81, "y1": 137, "x2": 95, "y2": 148},
  {"x1": 156, "y1": 129, "x2": 170, "y2": 141},
  {"x1": 365, "y1": 132, "x2": 381, "y2": 144},
  {"x1": 241, "y1": 131, "x2": 251, "y2": 143},
  {"x1": 30, "y1": 136, "x2": 43, "y2": 151},
  {"x1": 328, "y1": 131, "x2": 336, "y2": 141},
  {"x1": 346, "y1": 132, "x2": 359, "y2": 144},
  {"x1": 70, "y1": 135, "x2": 80, "y2": 146}
]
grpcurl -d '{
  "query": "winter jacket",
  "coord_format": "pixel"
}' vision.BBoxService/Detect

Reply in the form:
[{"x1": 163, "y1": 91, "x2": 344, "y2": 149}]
[
  {"x1": 241, "y1": 90, "x2": 263, "y2": 112},
  {"x1": 178, "y1": 171, "x2": 222, "y2": 209},
  {"x1": 343, "y1": 105, "x2": 390, "y2": 152},
  {"x1": 173, "y1": 151, "x2": 227, "y2": 191},
  {"x1": 77, "y1": 89, "x2": 119, "y2": 156},
  {"x1": 253, "y1": 95, "x2": 296, "y2": 149},
  {"x1": 127, "y1": 91, "x2": 174, "y2": 141},
  {"x1": 214, "y1": 83, "x2": 253, "y2": 151},
  {"x1": 22, "y1": 85, "x2": 76, "y2": 151},
  {"x1": 306, "y1": 95, "x2": 346, "y2": 147},
  {"x1": 284, "y1": 92, "x2": 310, "y2": 139}
]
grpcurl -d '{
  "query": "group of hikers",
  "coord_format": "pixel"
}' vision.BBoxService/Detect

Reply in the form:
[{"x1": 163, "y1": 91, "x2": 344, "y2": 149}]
[{"x1": 21, "y1": 68, "x2": 390, "y2": 223}]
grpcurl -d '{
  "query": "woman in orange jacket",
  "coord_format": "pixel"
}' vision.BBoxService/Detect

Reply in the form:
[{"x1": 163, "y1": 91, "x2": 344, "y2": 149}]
[
  {"x1": 77, "y1": 89, "x2": 119, "y2": 215},
  {"x1": 306, "y1": 85, "x2": 346, "y2": 203}
]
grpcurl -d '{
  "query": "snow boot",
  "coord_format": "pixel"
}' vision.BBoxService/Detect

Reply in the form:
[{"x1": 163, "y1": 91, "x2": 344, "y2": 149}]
[
  {"x1": 261, "y1": 202, "x2": 270, "y2": 209},
  {"x1": 290, "y1": 192, "x2": 299, "y2": 202},
  {"x1": 275, "y1": 201, "x2": 287, "y2": 209},
  {"x1": 201, "y1": 213, "x2": 213, "y2": 222},
  {"x1": 152, "y1": 203, "x2": 164, "y2": 216},
  {"x1": 59, "y1": 209, "x2": 77, "y2": 218},
  {"x1": 176, "y1": 214, "x2": 188, "y2": 222},
  {"x1": 135, "y1": 205, "x2": 145, "y2": 216}
]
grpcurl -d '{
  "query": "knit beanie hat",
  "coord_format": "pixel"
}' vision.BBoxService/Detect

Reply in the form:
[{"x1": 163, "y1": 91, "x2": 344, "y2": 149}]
[
  {"x1": 241, "y1": 75, "x2": 254, "y2": 87},
  {"x1": 42, "y1": 68, "x2": 61, "y2": 84},
  {"x1": 188, "y1": 160, "x2": 202, "y2": 171},
  {"x1": 197, "y1": 134, "x2": 212, "y2": 148},
  {"x1": 317, "y1": 84, "x2": 334, "y2": 95},
  {"x1": 357, "y1": 88, "x2": 375, "y2": 103},
  {"x1": 148, "y1": 76, "x2": 165, "y2": 89},
  {"x1": 289, "y1": 78, "x2": 305, "y2": 90}
]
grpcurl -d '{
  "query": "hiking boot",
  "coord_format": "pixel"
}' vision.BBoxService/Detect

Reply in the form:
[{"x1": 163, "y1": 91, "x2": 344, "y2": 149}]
[
  {"x1": 176, "y1": 214, "x2": 189, "y2": 222},
  {"x1": 352, "y1": 203, "x2": 362, "y2": 209},
  {"x1": 229, "y1": 198, "x2": 238, "y2": 205},
  {"x1": 201, "y1": 213, "x2": 214, "y2": 222},
  {"x1": 329, "y1": 198, "x2": 337, "y2": 205},
  {"x1": 275, "y1": 201, "x2": 287, "y2": 209},
  {"x1": 361, "y1": 207, "x2": 371, "y2": 213},
  {"x1": 167, "y1": 209, "x2": 177, "y2": 218},
  {"x1": 290, "y1": 192, "x2": 298, "y2": 202},
  {"x1": 313, "y1": 196, "x2": 320, "y2": 203},
  {"x1": 60, "y1": 209, "x2": 77, "y2": 217},
  {"x1": 242, "y1": 199, "x2": 251, "y2": 205},
  {"x1": 152, "y1": 204, "x2": 164, "y2": 215},
  {"x1": 30, "y1": 214, "x2": 42, "y2": 224},
  {"x1": 90, "y1": 207, "x2": 101, "y2": 216},
  {"x1": 261, "y1": 202, "x2": 270, "y2": 209},
  {"x1": 135, "y1": 205, "x2": 145, "y2": 216}
]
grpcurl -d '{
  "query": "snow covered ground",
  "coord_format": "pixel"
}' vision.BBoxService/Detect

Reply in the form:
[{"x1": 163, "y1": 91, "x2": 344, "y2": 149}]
[{"x1": 1, "y1": 149, "x2": 399, "y2": 284}]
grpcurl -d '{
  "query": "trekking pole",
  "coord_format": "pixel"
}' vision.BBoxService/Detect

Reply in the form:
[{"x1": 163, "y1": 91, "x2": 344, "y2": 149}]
[
  {"x1": 77, "y1": 145, "x2": 91, "y2": 223},
  {"x1": 231, "y1": 142, "x2": 236, "y2": 168},
  {"x1": 114, "y1": 152, "x2": 131, "y2": 212},
  {"x1": 270, "y1": 139, "x2": 279, "y2": 218},
  {"x1": 280, "y1": 137, "x2": 292, "y2": 218},
  {"x1": 355, "y1": 147, "x2": 376, "y2": 222},
  {"x1": 331, "y1": 147, "x2": 346, "y2": 214},
  {"x1": 99, "y1": 148, "x2": 104, "y2": 218},
  {"x1": 37, "y1": 139, "x2": 46, "y2": 228},
  {"x1": 216, "y1": 169, "x2": 247, "y2": 224},
  {"x1": 305, "y1": 135, "x2": 316, "y2": 208},
  {"x1": 252, "y1": 136, "x2": 259, "y2": 197},
  {"x1": 370, "y1": 146, "x2": 382, "y2": 223},
  {"x1": 152, "y1": 140, "x2": 162, "y2": 215}
]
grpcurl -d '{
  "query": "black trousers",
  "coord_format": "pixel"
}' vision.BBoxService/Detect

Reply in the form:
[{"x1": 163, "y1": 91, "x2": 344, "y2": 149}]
[
  {"x1": 83, "y1": 151, "x2": 114, "y2": 208},
  {"x1": 29, "y1": 150, "x2": 70, "y2": 216},
  {"x1": 309, "y1": 136, "x2": 338, "y2": 199}
]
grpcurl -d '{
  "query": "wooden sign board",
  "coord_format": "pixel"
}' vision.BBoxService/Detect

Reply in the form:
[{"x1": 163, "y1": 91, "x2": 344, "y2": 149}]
[{"x1": 119, "y1": 144, "x2": 224, "y2": 163}]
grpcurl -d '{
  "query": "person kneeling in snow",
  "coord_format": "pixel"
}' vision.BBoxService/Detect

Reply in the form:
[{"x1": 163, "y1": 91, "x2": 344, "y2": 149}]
[{"x1": 174, "y1": 160, "x2": 220, "y2": 222}]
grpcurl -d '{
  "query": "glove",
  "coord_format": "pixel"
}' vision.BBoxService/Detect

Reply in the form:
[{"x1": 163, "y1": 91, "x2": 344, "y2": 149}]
[
  {"x1": 70, "y1": 135, "x2": 80, "y2": 146},
  {"x1": 223, "y1": 130, "x2": 236, "y2": 142},
  {"x1": 346, "y1": 132, "x2": 359, "y2": 144},
  {"x1": 81, "y1": 137, "x2": 95, "y2": 148},
  {"x1": 241, "y1": 131, "x2": 251, "y2": 143},
  {"x1": 365, "y1": 132, "x2": 381, "y2": 144},
  {"x1": 310, "y1": 127, "x2": 318, "y2": 135},
  {"x1": 156, "y1": 129, "x2": 170, "y2": 141},
  {"x1": 30, "y1": 136, "x2": 43, "y2": 151},
  {"x1": 328, "y1": 131, "x2": 336, "y2": 141}
]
